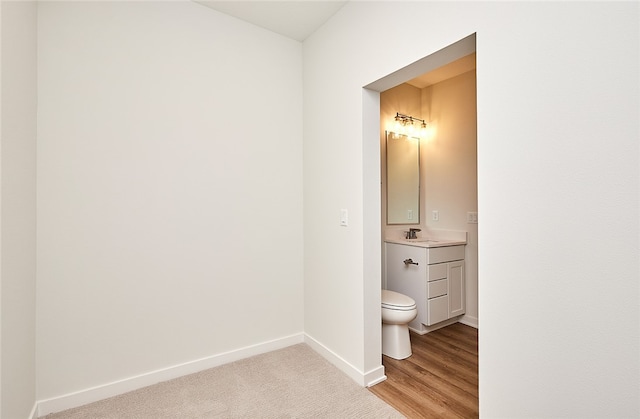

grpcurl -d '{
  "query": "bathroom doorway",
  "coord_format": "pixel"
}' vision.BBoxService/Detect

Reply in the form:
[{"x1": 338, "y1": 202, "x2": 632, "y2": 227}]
[
  {"x1": 378, "y1": 44, "x2": 478, "y2": 329},
  {"x1": 364, "y1": 34, "x2": 478, "y2": 414}
]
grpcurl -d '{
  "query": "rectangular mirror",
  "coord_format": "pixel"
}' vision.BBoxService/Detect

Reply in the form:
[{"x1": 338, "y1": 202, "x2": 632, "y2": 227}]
[{"x1": 386, "y1": 130, "x2": 420, "y2": 225}]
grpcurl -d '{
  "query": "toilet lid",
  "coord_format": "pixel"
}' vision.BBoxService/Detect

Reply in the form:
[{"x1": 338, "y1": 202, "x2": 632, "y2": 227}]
[{"x1": 382, "y1": 290, "x2": 416, "y2": 310}]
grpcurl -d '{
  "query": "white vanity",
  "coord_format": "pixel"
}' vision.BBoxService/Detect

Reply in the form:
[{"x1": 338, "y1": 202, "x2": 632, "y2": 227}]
[{"x1": 384, "y1": 235, "x2": 466, "y2": 334}]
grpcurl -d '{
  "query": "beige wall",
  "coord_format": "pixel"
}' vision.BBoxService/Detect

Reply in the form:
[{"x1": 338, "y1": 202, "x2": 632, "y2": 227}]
[
  {"x1": 380, "y1": 83, "x2": 421, "y2": 228},
  {"x1": 0, "y1": 1, "x2": 38, "y2": 417},
  {"x1": 422, "y1": 70, "x2": 478, "y2": 324},
  {"x1": 380, "y1": 70, "x2": 478, "y2": 326}
]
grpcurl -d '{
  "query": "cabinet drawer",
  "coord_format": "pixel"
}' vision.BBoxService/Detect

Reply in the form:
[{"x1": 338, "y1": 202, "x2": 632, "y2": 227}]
[
  {"x1": 428, "y1": 279, "x2": 447, "y2": 298},
  {"x1": 427, "y1": 245, "x2": 465, "y2": 264},
  {"x1": 427, "y1": 295, "x2": 449, "y2": 325},
  {"x1": 427, "y1": 263, "x2": 447, "y2": 281}
]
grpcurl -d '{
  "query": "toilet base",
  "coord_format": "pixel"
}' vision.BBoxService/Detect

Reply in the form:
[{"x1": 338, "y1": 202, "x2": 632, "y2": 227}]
[{"x1": 382, "y1": 323, "x2": 412, "y2": 360}]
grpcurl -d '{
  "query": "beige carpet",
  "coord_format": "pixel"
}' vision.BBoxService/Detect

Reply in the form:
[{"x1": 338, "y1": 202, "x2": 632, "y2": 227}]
[{"x1": 42, "y1": 343, "x2": 404, "y2": 418}]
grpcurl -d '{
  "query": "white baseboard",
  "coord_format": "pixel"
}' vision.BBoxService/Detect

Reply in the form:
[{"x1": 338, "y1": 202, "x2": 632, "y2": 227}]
[
  {"x1": 303, "y1": 333, "x2": 386, "y2": 388},
  {"x1": 29, "y1": 401, "x2": 38, "y2": 419},
  {"x1": 459, "y1": 314, "x2": 478, "y2": 329},
  {"x1": 409, "y1": 316, "x2": 479, "y2": 336},
  {"x1": 37, "y1": 333, "x2": 304, "y2": 417},
  {"x1": 364, "y1": 366, "x2": 387, "y2": 387},
  {"x1": 409, "y1": 317, "x2": 459, "y2": 335}
]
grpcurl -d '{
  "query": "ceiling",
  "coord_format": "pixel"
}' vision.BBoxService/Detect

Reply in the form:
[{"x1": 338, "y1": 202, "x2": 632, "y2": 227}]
[
  {"x1": 406, "y1": 53, "x2": 476, "y2": 89},
  {"x1": 193, "y1": 1, "x2": 348, "y2": 42},
  {"x1": 193, "y1": 1, "x2": 475, "y2": 87}
]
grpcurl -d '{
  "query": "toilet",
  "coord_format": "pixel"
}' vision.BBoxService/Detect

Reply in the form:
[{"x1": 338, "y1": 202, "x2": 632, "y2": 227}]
[{"x1": 381, "y1": 289, "x2": 418, "y2": 360}]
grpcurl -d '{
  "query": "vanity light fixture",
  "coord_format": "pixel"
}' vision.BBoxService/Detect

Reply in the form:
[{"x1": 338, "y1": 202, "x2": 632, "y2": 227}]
[{"x1": 393, "y1": 112, "x2": 428, "y2": 139}]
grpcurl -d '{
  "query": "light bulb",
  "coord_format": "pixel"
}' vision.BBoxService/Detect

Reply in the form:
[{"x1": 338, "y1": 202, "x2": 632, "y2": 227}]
[
  {"x1": 393, "y1": 115, "x2": 403, "y2": 134},
  {"x1": 420, "y1": 122, "x2": 427, "y2": 139},
  {"x1": 406, "y1": 120, "x2": 414, "y2": 136}
]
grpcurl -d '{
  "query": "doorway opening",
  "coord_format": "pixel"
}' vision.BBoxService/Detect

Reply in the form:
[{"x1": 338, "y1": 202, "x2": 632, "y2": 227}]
[{"x1": 362, "y1": 34, "x2": 478, "y2": 412}]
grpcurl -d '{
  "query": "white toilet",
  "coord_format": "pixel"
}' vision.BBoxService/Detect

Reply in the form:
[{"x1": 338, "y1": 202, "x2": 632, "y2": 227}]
[{"x1": 381, "y1": 289, "x2": 418, "y2": 360}]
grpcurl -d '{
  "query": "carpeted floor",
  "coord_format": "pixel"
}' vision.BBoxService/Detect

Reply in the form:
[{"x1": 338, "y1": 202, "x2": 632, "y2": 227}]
[{"x1": 42, "y1": 343, "x2": 404, "y2": 418}]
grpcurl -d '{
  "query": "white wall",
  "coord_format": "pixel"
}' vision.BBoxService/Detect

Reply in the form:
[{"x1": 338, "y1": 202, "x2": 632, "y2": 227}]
[
  {"x1": 0, "y1": 1, "x2": 38, "y2": 417},
  {"x1": 303, "y1": 15, "x2": 367, "y2": 382},
  {"x1": 37, "y1": 1, "x2": 304, "y2": 402},
  {"x1": 1, "y1": 1, "x2": 637, "y2": 416},
  {"x1": 303, "y1": 2, "x2": 638, "y2": 417}
]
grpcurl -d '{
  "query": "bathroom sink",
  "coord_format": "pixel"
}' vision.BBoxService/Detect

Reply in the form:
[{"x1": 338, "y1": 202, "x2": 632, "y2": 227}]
[
  {"x1": 384, "y1": 236, "x2": 467, "y2": 248},
  {"x1": 385, "y1": 230, "x2": 467, "y2": 248}
]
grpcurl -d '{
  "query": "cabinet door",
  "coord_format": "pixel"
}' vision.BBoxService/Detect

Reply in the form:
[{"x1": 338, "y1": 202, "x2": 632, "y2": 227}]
[
  {"x1": 448, "y1": 260, "x2": 465, "y2": 318},
  {"x1": 427, "y1": 295, "x2": 448, "y2": 325}
]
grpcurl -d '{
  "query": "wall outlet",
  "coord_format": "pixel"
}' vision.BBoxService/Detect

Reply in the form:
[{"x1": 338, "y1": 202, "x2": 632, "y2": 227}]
[
  {"x1": 432, "y1": 210, "x2": 439, "y2": 221},
  {"x1": 467, "y1": 212, "x2": 478, "y2": 224}
]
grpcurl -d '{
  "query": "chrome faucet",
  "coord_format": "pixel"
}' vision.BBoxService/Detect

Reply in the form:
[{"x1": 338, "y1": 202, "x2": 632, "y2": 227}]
[{"x1": 405, "y1": 228, "x2": 421, "y2": 239}]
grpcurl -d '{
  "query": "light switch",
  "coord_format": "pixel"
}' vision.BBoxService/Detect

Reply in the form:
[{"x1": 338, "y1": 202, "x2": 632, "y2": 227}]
[
  {"x1": 340, "y1": 209, "x2": 348, "y2": 226},
  {"x1": 407, "y1": 210, "x2": 413, "y2": 220},
  {"x1": 467, "y1": 212, "x2": 478, "y2": 224}
]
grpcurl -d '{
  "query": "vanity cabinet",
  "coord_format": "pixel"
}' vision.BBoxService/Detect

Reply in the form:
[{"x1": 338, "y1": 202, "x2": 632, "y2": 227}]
[{"x1": 385, "y1": 242, "x2": 465, "y2": 332}]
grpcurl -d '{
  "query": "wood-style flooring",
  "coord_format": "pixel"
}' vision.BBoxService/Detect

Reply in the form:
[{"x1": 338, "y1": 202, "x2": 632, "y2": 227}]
[{"x1": 369, "y1": 322, "x2": 478, "y2": 419}]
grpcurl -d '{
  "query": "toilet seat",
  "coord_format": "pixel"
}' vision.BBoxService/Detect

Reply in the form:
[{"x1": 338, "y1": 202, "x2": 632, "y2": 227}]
[{"x1": 382, "y1": 290, "x2": 417, "y2": 311}]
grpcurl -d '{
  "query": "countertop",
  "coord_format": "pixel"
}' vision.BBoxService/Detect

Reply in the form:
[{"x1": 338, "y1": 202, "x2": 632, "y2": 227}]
[{"x1": 384, "y1": 237, "x2": 467, "y2": 248}]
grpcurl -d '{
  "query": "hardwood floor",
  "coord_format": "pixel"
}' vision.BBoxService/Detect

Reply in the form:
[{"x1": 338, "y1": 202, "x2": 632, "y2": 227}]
[{"x1": 369, "y1": 322, "x2": 478, "y2": 419}]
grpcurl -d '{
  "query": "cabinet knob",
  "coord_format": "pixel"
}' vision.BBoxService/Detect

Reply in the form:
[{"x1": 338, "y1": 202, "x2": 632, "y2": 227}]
[{"x1": 403, "y1": 258, "x2": 418, "y2": 266}]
